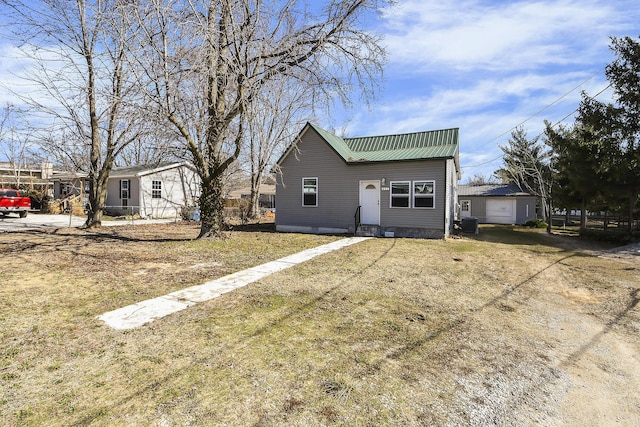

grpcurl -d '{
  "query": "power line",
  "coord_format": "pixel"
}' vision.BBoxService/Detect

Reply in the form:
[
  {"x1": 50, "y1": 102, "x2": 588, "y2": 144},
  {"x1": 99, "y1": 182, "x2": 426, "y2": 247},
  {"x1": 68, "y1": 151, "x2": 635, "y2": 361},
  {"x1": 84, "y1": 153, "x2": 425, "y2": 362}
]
[
  {"x1": 462, "y1": 72, "x2": 611, "y2": 171},
  {"x1": 476, "y1": 69, "x2": 603, "y2": 150},
  {"x1": 543, "y1": 82, "x2": 613, "y2": 131}
]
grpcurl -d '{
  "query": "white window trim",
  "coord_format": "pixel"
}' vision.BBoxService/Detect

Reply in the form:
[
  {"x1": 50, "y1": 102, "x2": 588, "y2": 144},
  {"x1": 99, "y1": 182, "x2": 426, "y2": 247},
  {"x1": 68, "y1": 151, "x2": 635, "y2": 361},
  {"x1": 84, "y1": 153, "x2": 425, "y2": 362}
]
[
  {"x1": 120, "y1": 179, "x2": 130, "y2": 200},
  {"x1": 302, "y1": 177, "x2": 318, "y2": 207},
  {"x1": 390, "y1": 181, "x2": 411, "y2": 209},
  {"x1": 389, "y1": 180, "x2": 437, "y2": 209},
  {"x1": 413, "y1": 180, "x2": 436, "y2": 209},
  {"x1": 152, "y1": 180, "x2": 162, "y2": 199}
]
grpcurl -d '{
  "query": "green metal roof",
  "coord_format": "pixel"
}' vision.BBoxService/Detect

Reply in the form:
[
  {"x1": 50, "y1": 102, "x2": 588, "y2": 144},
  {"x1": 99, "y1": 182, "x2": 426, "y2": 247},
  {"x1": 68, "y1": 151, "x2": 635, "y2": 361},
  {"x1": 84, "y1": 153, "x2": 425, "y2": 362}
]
[{"x1": 307, "y1": 123, "x2": 458, "y2": 163}]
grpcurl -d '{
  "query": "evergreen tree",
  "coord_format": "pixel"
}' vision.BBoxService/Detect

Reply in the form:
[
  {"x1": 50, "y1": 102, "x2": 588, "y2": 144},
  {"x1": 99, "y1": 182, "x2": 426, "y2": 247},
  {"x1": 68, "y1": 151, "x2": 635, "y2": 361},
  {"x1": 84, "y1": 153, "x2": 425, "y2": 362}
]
[{"x1": 577, "y1": 36, "x2": 640, "y2": 232}]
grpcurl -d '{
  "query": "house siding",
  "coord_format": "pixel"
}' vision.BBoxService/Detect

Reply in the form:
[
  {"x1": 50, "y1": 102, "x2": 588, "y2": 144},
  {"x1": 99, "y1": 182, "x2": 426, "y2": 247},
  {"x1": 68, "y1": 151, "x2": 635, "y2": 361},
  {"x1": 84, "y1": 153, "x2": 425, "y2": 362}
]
[
  {"x1": 276, "y1": 127, "x2": 449, "y2": 237},
  {"x1": 106, "y1": 177, "x2": 139, "y2": 213},
  {"x1": 138, "y1": 168, "x2": 199, "y2": 218},
  {"x1": 515, "y1": 198, "x2": 537, "y2": 224},
  {"x1": 462, "y1": 196, "x2": 486, "y2": 222}
]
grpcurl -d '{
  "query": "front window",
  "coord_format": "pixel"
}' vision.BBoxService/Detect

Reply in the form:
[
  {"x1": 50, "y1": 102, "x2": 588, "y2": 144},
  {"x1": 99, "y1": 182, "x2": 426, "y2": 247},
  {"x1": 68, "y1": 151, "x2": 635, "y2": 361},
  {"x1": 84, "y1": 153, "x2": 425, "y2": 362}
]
[
  {"x1": 413, "y1": 181, "x2": 435, "y2": 208},
  {"x1": 60, "y1": 182, "x2": 72, "y2": 195},
  {"x1": 120, "y1": 179, "x2": 130, "y2": 200},
  {"x1": 302, "y1": 177, "x2": 317, "y2": 207},
  {"x1": 152, "y1": 180, "x2": 162, "y2": 199},
  {"x1": 390, "y1": 181, "x2": 410, "y2": 208}
]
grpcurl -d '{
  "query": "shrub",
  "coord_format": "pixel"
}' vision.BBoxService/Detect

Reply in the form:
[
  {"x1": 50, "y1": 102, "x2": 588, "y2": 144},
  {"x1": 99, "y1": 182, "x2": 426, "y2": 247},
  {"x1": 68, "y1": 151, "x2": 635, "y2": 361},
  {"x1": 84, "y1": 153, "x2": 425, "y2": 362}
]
[
  {"x1": 579, "y1": 228, "x2": 640, "y2": 245},
  {"x1": 524, "y1": 219, "x2": 547, "y2": 229}
]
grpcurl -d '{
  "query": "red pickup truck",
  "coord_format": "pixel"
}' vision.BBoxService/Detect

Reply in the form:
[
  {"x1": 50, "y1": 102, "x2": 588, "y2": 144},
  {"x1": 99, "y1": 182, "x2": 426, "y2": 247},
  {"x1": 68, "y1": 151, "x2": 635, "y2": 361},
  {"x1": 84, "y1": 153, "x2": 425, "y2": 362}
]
[{"x1": 0, "y1": 188, "x2": 31, "y2": 218}]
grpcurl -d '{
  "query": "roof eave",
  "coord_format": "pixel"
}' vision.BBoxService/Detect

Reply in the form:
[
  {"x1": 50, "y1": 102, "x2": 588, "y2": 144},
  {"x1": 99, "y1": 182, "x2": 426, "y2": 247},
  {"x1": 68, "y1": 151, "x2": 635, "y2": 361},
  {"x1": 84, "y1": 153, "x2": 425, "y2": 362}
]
[
  {"x1": 135, "y1": 161, "x2": 190, "y2": 177},
  {"x1": 345, "y1": 154, "x2": 457, "y2": 164}
]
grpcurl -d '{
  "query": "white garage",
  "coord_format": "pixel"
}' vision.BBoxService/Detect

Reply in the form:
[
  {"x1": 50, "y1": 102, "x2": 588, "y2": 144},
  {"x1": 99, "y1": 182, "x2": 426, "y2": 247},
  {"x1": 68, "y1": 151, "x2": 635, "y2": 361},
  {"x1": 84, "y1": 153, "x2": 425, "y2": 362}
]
[{"x1": 486, "y1": 199, "x2": 517, "y2": 224}]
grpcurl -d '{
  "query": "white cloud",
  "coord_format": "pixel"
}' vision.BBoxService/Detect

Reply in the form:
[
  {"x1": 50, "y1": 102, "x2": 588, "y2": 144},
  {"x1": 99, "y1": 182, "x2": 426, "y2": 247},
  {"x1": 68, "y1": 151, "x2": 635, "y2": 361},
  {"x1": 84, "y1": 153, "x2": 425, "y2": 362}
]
[
  {"x1": 0, "y1": 44, "x2": 32, "y2": 105},
  {"x1": 340, "y1": 0, "x2": 640, "y2": 180},
  {"x1": 350, "y1": 70, "x2": 609, "y2": 132},
  {"x1": 380, "y1": 0, "x2": 634, "y2": 72}
]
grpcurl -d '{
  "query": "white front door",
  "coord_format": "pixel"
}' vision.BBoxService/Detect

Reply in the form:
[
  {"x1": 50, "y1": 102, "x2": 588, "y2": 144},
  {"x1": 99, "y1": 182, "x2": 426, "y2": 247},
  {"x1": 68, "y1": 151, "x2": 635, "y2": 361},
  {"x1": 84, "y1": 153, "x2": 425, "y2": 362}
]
[{"x1": 359, "y1": 180, "x2": 380, "y2": 225}]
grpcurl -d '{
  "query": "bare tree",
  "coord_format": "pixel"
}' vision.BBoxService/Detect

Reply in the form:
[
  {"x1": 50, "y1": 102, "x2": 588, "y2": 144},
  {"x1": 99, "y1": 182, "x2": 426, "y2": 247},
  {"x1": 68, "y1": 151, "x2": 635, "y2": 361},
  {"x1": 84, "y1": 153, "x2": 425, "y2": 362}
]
[
  {"x1": 500, "y1": 126, "x2": 553, "y2": 230},
  {"x1": 0, "y1": 103, "x2": 37, "y2": 187},
  {"x1": 463, "y1": 173, "x2": 498, "y2": 186},
  {"x1": 115, "y1": 125, "x2": 186, "y2": 167},
  {"x1": 132, "y1": 0, "x2": 387, "y2": 238},
  {"x1": 0, "y1": 104, "x2": 9, "y2": 150},
  {"x1": 243, "y1": 76, "x2": 314, "y2": 218},
  {"x1": 2, "y1": 0, "x2": 148, "y2": 227}
]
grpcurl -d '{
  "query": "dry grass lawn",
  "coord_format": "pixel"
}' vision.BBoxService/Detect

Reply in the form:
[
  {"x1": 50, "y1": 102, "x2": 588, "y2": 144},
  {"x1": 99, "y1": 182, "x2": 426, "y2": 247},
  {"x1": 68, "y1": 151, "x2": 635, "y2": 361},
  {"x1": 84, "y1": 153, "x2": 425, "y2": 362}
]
[{"x1": 1, "y1": 223, "x2": 639, "y2": 426}]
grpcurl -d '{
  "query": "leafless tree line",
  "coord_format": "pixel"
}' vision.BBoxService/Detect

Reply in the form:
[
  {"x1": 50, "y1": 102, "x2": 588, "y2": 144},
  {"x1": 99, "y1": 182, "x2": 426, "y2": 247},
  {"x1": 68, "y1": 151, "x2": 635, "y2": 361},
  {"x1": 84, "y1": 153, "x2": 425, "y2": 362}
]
[{"x1": 0, "y1": 0, "x2": 388, "y2": 237}]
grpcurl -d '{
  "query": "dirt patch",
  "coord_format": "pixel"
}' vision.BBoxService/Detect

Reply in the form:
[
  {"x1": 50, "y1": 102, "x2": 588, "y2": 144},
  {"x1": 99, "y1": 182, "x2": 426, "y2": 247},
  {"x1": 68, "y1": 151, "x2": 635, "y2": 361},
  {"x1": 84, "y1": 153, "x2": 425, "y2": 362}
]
[
  {"x1": 593, "y1": 242, "x2": 640, "y2": 263},
  {"x1": 559, "y1": 287, "x2": 603, "y2": 304}
]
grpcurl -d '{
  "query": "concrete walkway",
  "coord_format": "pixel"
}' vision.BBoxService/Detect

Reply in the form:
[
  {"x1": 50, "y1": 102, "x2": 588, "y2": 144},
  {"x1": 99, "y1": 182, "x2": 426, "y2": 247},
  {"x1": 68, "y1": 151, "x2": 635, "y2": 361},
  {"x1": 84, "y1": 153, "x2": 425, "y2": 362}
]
[{"x1": 98, "y1": 236, "x2": 372, "y2": 330}]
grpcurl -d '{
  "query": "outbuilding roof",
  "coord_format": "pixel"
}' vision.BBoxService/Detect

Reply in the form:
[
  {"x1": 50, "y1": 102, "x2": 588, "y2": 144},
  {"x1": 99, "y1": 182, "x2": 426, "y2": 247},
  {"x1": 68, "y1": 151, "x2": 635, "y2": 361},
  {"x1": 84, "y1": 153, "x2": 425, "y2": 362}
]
[
  {"x1": 278, "y1": 123, "x2": 459, "y2": 167},
  {"x1": 458, "y1": 184, "x2": 532, "y2": 197}
]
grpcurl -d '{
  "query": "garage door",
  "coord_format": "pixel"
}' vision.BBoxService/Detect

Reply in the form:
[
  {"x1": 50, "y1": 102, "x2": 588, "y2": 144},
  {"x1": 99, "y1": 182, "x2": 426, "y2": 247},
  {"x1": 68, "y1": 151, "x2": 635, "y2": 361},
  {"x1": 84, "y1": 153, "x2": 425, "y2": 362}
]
[{"x1": 486, "y1": 199, "x2": 516, "y2": 224}]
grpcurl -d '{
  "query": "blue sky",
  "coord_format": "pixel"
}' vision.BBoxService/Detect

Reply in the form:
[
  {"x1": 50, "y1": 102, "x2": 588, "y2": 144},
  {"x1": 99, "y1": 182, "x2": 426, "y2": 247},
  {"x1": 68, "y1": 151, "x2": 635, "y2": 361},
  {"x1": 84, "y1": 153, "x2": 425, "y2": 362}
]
[
  {"x1": 1, "y1": 0, "x2": 639, "y2": 182},
  {"x1": 339, "y1": 0, "x2": 640, "y2": 181}
]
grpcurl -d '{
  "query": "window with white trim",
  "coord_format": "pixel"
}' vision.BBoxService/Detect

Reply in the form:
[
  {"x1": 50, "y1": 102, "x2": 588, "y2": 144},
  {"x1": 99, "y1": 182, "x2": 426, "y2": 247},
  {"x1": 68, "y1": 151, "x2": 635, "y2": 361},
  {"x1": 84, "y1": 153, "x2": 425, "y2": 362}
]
[
  {"x1": 152, "y1": 180, "x2": 162, "y2": 199},
  {"x1": 461, "y1": 200, "x2": 470, "y2": 214},
  {"x1": 60, "y1": 182, "x2": 72, "y2": 195},
  {"x1": 302, "y1": 177, "x2": 317, "y2": 207},
  {"x1": 120, "y1": 179, "x2": 130, "y2": 200},
  {"x1": 390, "y1": 181, "x2": 410, "y2": 208},
  {"x1": 413, "y1": 180, "x2": 435, "y2": 208}
]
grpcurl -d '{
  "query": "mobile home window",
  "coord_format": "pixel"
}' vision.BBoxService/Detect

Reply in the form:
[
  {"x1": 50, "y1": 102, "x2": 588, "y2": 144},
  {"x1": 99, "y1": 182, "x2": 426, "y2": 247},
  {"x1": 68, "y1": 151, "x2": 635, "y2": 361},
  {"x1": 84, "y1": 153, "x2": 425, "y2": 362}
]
[
  {"x1": 120, "y1": 179, "x2": 130, "y2": 200},
  {"x1": 302, "y1": 177, "x2": 317, "y2": 207},
  {"x1": 413, "y1": 181, "x2": 435, "y2": 208},
  {"x1": 152, "y1": 180, "x2": 162, "y2": 199},
  {"x1": 390, "y1": 181, "x2": 410, "y2": 208}
]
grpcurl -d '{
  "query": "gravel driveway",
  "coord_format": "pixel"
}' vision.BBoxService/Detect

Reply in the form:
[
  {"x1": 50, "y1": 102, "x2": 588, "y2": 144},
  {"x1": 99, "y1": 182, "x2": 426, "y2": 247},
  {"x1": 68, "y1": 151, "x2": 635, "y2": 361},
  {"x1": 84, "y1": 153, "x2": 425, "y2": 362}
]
[{"x1": 0, "y1": 213, "x2": 178, "y2": 232}]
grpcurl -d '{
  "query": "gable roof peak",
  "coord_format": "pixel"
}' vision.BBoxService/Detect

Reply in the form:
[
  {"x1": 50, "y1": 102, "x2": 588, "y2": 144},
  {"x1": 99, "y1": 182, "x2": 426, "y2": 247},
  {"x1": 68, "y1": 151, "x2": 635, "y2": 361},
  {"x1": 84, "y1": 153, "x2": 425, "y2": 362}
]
[{"x1": 308, "y1": 122, "x2": 458, "y2": 163}]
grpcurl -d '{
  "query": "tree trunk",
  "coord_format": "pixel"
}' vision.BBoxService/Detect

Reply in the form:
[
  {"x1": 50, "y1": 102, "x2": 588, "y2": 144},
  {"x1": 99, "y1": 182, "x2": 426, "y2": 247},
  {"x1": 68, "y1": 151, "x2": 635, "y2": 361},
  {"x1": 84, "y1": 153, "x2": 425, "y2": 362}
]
[
  {"x1": 86, "y1": 204, "x2": 104, "y2": 227},
  {"x1": 546, "y1": 197, "x2": 552, "y2": 234},
  {"x1": 540, "y1": 197, "x2": 548, "y2": 221},
  {"x1": 248, "y1": 174, "x2": 261, "y2": 219},
  {"x1": 85, "y1": 179, "x2": 107, "y2": 228},
  {"x1": 629, "y1": 191, "x2": 635, "y2": 234},
  {"x1": 580, "y1": 196, "x2": 587, "y2": 230},
  {"x1": 198, "y1": 173, "x2": 225, "y2": 239}
]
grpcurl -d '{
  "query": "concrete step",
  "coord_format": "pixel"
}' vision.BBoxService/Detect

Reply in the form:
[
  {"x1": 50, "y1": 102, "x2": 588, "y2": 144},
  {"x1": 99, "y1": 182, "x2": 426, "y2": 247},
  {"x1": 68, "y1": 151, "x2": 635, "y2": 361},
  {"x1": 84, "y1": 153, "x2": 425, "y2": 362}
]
[{"x1": 356, "y1": 225, "x2": 379, "y2": 237}]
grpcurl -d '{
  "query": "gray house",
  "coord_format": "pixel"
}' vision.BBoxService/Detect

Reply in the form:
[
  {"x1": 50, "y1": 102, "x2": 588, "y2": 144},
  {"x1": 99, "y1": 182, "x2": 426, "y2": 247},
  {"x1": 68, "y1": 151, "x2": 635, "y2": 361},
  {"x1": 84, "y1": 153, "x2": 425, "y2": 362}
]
[
  {"x1": 458, "y1": 184, "x2": 536, "y2": 224},
  {"x1": 275, "y1": 123, "x2": 460, "y2": 238}
]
